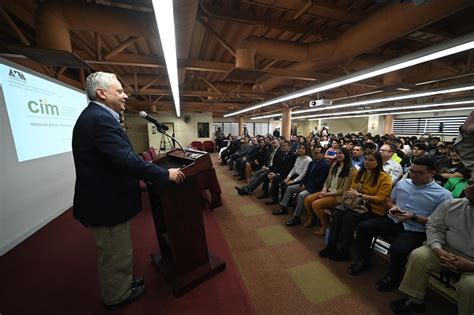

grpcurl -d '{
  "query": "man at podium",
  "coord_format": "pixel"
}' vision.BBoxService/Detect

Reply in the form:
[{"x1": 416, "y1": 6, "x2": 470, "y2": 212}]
[{"x1": 72, "y1": 71, "x2": 185, "y2": 308}]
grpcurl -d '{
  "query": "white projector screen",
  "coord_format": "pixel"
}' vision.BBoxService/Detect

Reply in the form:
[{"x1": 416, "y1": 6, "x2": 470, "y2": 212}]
[
  {"x1": 0, "y1": 63, "x2": 87, "y2": 162},
  {"x1": 0, "y1": 58, "x2": 86, "y2": 255}
]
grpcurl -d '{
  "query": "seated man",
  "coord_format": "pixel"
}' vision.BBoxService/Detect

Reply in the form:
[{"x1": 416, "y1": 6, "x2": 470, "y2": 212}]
[
  {"x1": 233, "y1": 137, "x2": 259, "y2": 179},
  {"x1": 264, "y1": 140, "x2": 296, "y2": 205},
  {"x1": 234, "y1": 138, "x2": 281, "y2": 196},
  {"x1": 348, "y1": 157, "x2": 452, "y2": 291},
  {"x1": 390, "y1": 186, "x2": 474, "y2": 315},
  {"x1": 272, "y1": 146, "x2": 329, "y2": 226},
  {"x1": 380, "y1": 143, "x2": 403, "y2": 186}
]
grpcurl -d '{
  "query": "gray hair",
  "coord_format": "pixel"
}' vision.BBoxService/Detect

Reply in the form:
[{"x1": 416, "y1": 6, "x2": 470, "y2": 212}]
[{"x1": 85, "y1": 72, "x2": 118, "y2": 100}]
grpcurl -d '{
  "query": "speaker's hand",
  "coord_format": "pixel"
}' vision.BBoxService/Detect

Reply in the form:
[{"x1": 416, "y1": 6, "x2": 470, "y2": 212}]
[{"x1": 169, "y1": 168, "x2": 185, "y2": 183}]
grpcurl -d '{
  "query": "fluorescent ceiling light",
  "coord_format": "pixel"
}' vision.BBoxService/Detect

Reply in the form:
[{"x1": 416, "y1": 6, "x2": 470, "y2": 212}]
[
  {"x1": 307, "y1": 107, "x2": 473, "y2": 121},
  {"x1": 152, "y1": 0, "x2": 181, "y2": 117},
  {"x1": 224, "y1": 32, "x2": 474, "y2": 117},
  {"x1": 250, "y1": 99, "x2": 474, "y2": 120},
  {"x1": 295, "y1": 99, "x2": 474, "y2": 119},
  {"x1": 293, "y1": 83, "x2": 474, "y2": 114}
]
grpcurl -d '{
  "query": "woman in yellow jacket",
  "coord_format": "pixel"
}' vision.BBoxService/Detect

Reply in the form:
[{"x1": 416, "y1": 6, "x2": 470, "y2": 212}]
[
  {"x1": 319, "y1": 149, "x2": 392, "y2": 261},
  {"x1": 303, "y1": 147, "x2": 356, "y2": 235}
]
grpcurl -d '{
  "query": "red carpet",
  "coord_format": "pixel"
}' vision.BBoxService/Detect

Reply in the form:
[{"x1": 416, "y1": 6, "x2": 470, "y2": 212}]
[{"x1": 0, "y1": 193, "x2": 254, "y2": 315}]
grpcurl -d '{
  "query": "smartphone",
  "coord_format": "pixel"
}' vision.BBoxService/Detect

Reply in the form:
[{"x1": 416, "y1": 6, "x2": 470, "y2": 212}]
[{"x1": 389, "y1": 208, "x2": 404, "y2": 215}]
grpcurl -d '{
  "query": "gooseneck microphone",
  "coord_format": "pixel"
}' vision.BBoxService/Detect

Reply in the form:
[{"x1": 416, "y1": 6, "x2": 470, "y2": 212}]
[
  {"x1": 139, "y1": 111, "x2": 169, "y2": 131},
  {"x1": 138, "y1": 111, "x2": 187, "y2": 156}
]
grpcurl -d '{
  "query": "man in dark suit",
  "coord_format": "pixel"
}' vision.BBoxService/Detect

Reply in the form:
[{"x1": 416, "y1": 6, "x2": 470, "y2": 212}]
[
  {"x1": 72, "y1": 72, "x2": 185, "y2": 308},
  {"x1": 265, "y1": 140, "x2": 296, "y2": 205}
]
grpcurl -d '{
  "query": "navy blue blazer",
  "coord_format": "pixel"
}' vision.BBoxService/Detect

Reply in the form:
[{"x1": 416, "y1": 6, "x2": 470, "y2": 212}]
[
  {"x1": 301, "y1": 158, "x2": 330, "y2": 193},
  {"x1": 72, "y1": 102, "x2": 169, "y2": 227}
]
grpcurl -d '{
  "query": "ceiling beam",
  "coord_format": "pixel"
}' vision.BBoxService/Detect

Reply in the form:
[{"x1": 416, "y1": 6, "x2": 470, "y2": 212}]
[{"x1": 103, "y1": 36, "x2": 140, "y2": 60}]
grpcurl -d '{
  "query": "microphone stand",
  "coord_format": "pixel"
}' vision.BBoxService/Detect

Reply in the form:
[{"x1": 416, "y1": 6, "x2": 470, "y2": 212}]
[{"x1": 157, "y1": 128, "x2": 187, "y2": 156}]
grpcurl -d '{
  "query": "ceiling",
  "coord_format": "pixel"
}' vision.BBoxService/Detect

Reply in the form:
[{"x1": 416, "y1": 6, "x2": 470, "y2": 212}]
[{"x1": 1, "y1": 0, "x2": 473, "y2": 118}]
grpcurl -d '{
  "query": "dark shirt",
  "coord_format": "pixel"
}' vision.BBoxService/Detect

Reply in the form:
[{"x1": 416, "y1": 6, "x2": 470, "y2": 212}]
[{"x1": 301, "y1": 158, "x2": 330, "y2": 194}]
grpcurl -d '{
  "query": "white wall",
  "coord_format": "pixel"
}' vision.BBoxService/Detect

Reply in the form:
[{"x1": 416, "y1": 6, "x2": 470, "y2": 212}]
[
  {"x1": 368, "y1": 115, "x2": 385, "y2": 135},
  {"x1": 125, "y1": 111, "x2": 213, "y2": 152},
  {"x1": 321, "y1": 117, "x2": 368, "y2": 134}
]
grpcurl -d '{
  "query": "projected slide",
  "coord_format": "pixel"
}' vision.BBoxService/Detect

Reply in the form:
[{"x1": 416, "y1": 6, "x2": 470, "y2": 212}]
[{"x1": 0, "y1": 64, "x2": 87, "y2": 162}]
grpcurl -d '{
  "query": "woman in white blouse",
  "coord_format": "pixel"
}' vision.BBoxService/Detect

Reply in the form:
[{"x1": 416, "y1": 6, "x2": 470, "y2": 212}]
[{"x1": 279, "y1": 143, "x2": 312, "y2": 199}]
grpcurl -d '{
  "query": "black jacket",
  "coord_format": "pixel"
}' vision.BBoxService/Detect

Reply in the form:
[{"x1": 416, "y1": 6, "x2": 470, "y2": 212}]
[
  {"x1": 72, "y1": 102, "x2": 169, "y2": 227},
  {"x1": 271, "y1": 150, "x2": 296, "y2": 179}
]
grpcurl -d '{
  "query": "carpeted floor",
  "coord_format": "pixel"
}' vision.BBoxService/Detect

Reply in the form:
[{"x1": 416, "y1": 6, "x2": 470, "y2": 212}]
[
  {"x1": 0, "y1": 153, "x2": 459, "y2": 315},
  {"x1": 0, "y1": 191, "x2": 254, "y2": 315},
  {"x1": 212, "y1": 154, "x2": 458, "y2": 314}
]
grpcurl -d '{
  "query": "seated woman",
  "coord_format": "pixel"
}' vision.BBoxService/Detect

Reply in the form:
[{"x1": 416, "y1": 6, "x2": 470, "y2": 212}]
[
  {"x1": 443, "y1": 167, "x2": 470, "y2": 198},
  {"x1": 319, "y1": 149, "x2": 392, "y2": 261},
  {"x1": 278, "y1": 143, "x2": 312, "y2": 200},
  {"x1": 304, "y1": 147, "x2": 356, "y2": 234}
]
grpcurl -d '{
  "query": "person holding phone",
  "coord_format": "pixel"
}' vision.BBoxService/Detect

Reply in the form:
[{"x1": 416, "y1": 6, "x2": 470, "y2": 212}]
[{"x1": 348, "y1": 157, "x2": 452, "y2": 291}]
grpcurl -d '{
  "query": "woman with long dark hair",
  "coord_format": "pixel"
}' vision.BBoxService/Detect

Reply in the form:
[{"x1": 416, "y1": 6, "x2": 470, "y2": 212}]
[
  {"x1": 304, "y1": 147, "x2": 356, "y2": 234},
  {"x1": 319, "y1": 149, "x2": 392, "y2": 261}
]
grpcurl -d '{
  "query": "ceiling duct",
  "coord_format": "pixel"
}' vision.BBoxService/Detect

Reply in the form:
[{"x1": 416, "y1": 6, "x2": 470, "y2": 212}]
[{"x1": 231, "y1": 0, "x2": 472, "y2": 92}]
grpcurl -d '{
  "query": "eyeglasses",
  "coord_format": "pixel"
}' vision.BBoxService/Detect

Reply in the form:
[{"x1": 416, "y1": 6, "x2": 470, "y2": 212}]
[{"x1": 409, "y1": 169, "x2": 430, "y2": 176}]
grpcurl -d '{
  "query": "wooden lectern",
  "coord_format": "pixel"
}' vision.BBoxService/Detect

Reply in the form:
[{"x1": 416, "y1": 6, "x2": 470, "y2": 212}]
[{"x1": 147, "y1": 148, "x2": 226, "y2": 297}]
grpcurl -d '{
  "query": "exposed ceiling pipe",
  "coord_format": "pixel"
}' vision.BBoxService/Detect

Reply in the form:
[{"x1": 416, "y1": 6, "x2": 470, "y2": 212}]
[
  {"x1": 34, "y1": 0, "x2": 198, "y2": 84},
  {"x1": 231, "y1": 0, "x2": 473, "y2": 93},
  {"x1": 34, "y1": 0, "x2": 158, "y2": 51}
]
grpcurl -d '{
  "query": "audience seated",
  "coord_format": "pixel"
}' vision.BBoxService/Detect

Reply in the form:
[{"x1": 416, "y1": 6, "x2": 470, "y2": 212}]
[
  {"x1": 349, "y1": 157, "x2": 452, "y2": 291},
  {"x1": 444, "y1": 168, "x2": 471, "y2": 198},
  {"x1": 220, "y1": 112, "x2": 474, "y2": 314},
  {"x1": 391, "y1": 190, "x2": 474, "y2": 315},
  {"x1": 244, "y1": 138, "x2": 269, "y2": 181},
  {"x1": 351, "y1": 144, "x2": 364, "y2": 170},
  {"x1": 380, "y1": 144, "x2": 403, "y2": 186},
  {"x1": 278, "y1": 143, "x2": 312, "y2": 202},
  {"x1": 306, "y1": 147, "x2": 356, "y2": 235},
  {"x1": 234, "y1": 138, "x2": 281, "y2": 196},
  {"x1": 271, "y1": 146, "x2": 329, "y2": 227},
  {"x1": 264, "y1": 140, "x2": 296, "y2": 205},
  {"x1": 319, "y1": 149, "x2": 392, "y2": 261}
]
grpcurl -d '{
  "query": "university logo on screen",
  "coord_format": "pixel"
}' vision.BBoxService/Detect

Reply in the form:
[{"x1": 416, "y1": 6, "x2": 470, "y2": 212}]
[
  {"x1": 28, "y1": 99, "x2": 59, "y2": 116},
  {"x1": 8, "y1": 69, "x2": 27, "y2": 82}
]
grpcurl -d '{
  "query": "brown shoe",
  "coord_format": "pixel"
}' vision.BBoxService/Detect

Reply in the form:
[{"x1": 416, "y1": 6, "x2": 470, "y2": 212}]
[{"x1": 314, "y1": 227, "x2": 327, "y2": 236}]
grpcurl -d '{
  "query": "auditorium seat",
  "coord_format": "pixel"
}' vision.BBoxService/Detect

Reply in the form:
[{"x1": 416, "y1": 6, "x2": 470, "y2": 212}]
[
  {"x1": 191, "y1": 141, "x2": 203, "y2": 151},
  {"x1": 203, "y1": 140, "x2": 215, "y2": 153},
  {"x1": 148, "y1": 147, "x2": 157, "y2": 160},
  {"x1": 142, "y1": 151, "x2": 153, "y2": 161}
]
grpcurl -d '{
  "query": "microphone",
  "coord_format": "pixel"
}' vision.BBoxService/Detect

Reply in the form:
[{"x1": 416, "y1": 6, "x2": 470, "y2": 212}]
[{"x1": 139, "y1": 111, "x2": 169, "y2": 131}]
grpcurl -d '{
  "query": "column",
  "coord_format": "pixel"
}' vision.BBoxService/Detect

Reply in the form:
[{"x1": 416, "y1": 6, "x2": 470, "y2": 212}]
[
  {"x1": 238, "y1": 117, "x2": 244, "y2": 137},
  {"x1": 282, "y1": 107, "x2": 292, "y2": 140}
]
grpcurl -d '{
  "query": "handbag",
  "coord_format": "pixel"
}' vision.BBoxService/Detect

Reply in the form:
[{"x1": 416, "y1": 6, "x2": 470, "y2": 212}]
[{"x1": 339, "y1": 191, "x2": 369, "y2": 215}]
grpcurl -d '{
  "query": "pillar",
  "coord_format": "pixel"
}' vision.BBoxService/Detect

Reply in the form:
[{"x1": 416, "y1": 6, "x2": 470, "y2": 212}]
[
  {"x1": 238, "y1": 117, "x2": 244, "y2": 136},
  {"x1": 282, "y1": 107, "x2": 292, "y2": 140},
  {"x1": 381, "y1": 71, "x2": 401, "y2": 135},
  {"x1": 384, "y1": 115, "x2": 394, "y2": 135}
]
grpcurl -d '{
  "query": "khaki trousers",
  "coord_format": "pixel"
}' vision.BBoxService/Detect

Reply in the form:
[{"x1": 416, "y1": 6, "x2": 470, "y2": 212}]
[
  {"x1": 90, "y1": 221, "x2": 133, "y2": 305},
  {"x1": 399, "y1": 245, "x2": 474, "y2": 315},
  {"x1": 304, "y1": 192, "x2": 339, "y2": 228}
]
